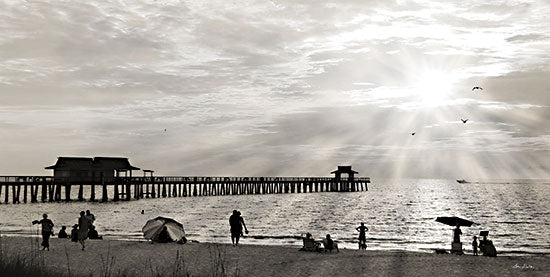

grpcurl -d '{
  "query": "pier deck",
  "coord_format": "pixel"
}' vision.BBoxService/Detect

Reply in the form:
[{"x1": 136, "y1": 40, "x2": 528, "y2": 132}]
[{"x1": 0, "y1": 176, "x2": 370, "y2": 204}]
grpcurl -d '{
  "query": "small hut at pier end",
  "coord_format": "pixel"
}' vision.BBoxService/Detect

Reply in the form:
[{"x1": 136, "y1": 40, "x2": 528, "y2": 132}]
[
  {"x1": 331, "y1": 166, "x2": 358, "y2": 181},
  {"x1": 45, "y1": 157, "x2": 140, "y2": 182}
]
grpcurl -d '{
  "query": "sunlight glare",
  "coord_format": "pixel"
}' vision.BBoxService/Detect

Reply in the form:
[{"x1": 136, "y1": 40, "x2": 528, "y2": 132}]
[{"x1": 411, "y1": 71, "x2": 456, "y2": 107}]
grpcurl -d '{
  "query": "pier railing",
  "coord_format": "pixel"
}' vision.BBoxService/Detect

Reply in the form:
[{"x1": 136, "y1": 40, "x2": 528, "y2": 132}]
[{"x1": 0, "y1": 175, "x2": 370, "y2": 204}]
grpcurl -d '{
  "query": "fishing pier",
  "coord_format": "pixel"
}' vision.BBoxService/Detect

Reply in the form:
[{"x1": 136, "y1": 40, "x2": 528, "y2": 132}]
[{"x1": 0, "y1": 157, "x2": 370, "y2": 204}]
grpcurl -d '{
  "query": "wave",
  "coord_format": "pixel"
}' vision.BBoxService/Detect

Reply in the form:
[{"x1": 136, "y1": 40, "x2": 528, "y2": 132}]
[{"x1": 496, "y1": 221, "x2": 532, "y2": 225}]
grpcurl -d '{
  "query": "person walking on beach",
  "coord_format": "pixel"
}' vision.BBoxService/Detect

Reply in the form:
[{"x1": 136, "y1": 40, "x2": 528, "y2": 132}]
[
  {"x1": 356, "y1": 222, "x2": 369, "y2": 250},
  {"x1": 78, "y1": 211, "x2": 91, "y2": 250},
  {"x1": 229, "y1": 210, "x2": 248, "y2": 246},
  {"x1": 472, "y1": 236, "x2": 478, "y2": 256},
  {"x1": 453, "y1": 224, "x2": 462, "y2": 243},
  {"x1": 32, "y1": 213, "x2": 54, "y2": 251}
]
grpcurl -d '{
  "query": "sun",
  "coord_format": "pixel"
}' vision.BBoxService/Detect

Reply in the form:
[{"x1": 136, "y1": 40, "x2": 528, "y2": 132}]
[{"x1": 410, "y1": 70, "x2": 456, "y2": 107}]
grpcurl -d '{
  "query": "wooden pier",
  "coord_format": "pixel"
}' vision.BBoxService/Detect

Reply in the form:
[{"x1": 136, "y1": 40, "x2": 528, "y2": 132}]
[{"x1": 0, "y1": 175, "x2": 370, "y2": 204}]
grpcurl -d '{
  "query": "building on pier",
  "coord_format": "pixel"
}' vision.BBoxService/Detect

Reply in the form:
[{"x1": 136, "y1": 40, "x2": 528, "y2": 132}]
[
  {"x1": 331, "y1": 166, "x2": 358, "y2": 181},
  {"x1": 45, "y1": 157, "x2": 140, "y2": 182}
]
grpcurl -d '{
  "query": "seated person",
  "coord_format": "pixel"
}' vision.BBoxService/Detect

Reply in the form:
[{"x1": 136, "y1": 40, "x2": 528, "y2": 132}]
[
  {"x1": 322, "y1": 234, "x2": 339, "y2": 253},
  {"x1": 301, "y1": 233, "x2": 321, "y2": 251},
  {"x1": 156, "y1": 226, "x2": 172, "y2": 243},
  {"x1": 70, "y1": 224, "x2": 79, "y2": 242},
  {"x1": 88, "y1": 225, "x2": 103, "y2": 240},
  {"x1": 58, "y1": 226, "x2": 68, "y2": 239},
  {"x1": 177, "y1": 236, "x2": 188, "y2": 244}
]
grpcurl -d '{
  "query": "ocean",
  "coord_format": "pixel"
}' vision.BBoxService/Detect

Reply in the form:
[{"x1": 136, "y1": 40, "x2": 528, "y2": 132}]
[{"x1": 0, "y1": 179, "x2": 548, "y2": 255}]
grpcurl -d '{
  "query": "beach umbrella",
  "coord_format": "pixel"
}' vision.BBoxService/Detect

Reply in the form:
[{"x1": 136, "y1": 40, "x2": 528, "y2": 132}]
[
  {"x1": 142, "y1": 216, "x2": 185, "y2": 242},
  {"x1": 435, "y1": 216, "x2": 474, "y2": 227}
]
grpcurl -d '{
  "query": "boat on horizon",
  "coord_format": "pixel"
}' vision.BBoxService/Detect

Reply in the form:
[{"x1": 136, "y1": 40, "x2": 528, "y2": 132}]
[{"x1": 456, "y1": 179, "x2": 469, "y2": 184}]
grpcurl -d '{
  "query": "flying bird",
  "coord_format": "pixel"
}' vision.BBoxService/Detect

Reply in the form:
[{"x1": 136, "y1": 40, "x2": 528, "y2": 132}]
[
  {"x1": 472, "y1": 86, "x2": 483, "y2": 91},
  {"x1": 461, "y1": 119, "x2": 468, "y2": 124},
  {"x1": 411, "y1": 132, "x2": 416, "y2": 136}
]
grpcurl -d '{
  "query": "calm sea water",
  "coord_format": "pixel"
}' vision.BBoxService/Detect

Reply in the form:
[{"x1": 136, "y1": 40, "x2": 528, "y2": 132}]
[{"x1": 0, "y1": 179, "x2": 548, "y2": 255}]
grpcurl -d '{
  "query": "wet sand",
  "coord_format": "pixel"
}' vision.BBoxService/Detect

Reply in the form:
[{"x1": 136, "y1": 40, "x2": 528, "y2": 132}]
[{"x1": 1, "y1": 236, "x2": 549, "y2": 276}]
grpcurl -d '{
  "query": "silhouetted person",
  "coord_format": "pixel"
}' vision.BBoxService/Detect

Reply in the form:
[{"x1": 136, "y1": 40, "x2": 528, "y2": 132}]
[
  {"x1": 88, "y1": 225, "x2": 103, "y2": 240},
  {"x1": 479, "y1": 232, "x2": 497, "y2": 257},
  {"x1": 58, "y1": 226, "x2": 68, "y2": 239},
  {"x1": 32, "y1": 213, "x2": 54, "y2": 251},
  {"x1": 453, "y1": 225, "x2": 462, "y2": 243},
  {"x1": 472, "y1": 236, "x2": 478, "y2": 256},
  {"x1": 156, "y1": 226, "x2": 171, "y2": 243},
  {"x1": 229, "y1": 210, "x2": 248, "y2": 246},
  {"x1": 323, "y1": 234, "x2": 339, "y2": 253},
  {"x1": 85, "y1": 210, "x2": 96, "y2": 226},
  {"x1": 356, "y1": 222, "x2": 369, "y2": 250},
  {"x1": 78, "y1": 211, "x2": 90, "y2": 250},
  {"x1": 70, "y1": 224, "x2": 78, "y2": 242},
  {"x1": 301, "y1": 232, "x2": 321, "y2": 252}
]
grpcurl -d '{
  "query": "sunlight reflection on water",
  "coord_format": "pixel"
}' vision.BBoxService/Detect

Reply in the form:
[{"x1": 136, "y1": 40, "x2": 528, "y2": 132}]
[{"x1": 0, "y1": 179, "x2": 548, "y2": 255}]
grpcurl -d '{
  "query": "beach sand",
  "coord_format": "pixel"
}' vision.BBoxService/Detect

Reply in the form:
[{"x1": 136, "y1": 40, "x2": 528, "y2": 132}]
[{"x1": 1, "y1": 236, "x2": 549, "y2": 276}]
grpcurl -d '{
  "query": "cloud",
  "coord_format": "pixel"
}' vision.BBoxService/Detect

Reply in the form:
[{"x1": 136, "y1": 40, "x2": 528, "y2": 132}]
[
  {"x1": 0, "y1": 0, "x2": 549, "y2": 178},
  {"x1": 506, "y1": 33, "x2": 548, "y2": 43}
]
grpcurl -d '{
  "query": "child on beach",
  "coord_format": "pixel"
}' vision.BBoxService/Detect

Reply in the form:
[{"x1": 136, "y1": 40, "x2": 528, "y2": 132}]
[
  {"x1": 472, "y1": 236, "x2": 478, "y2": 256},
  {"x1": 58, "y1": 226, "x2": 68, "y2": 239},
  {"x1": 70, "y1": 224, "x2": 78, "y2": 242}
]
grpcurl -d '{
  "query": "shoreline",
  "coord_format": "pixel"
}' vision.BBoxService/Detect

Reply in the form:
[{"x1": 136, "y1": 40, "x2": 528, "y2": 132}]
[
  {"x1": 1, "y1": 233, "x2": 548, "y2": 257},
  {"x1": 1, "y1": 236, "x2": 549, "y2": 276}
]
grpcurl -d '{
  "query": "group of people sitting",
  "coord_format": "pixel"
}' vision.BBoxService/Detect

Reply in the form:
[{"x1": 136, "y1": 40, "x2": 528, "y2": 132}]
[
  {"x1": 56, "y1": 210, "x2": 103, "y2": 250},
  {"x1": 301, "y1": 222, "x2": 369, "y2": 253},
  {"x1": 301, "y1": 233, "x2": 339, "y2": 253},
  {"x1": 57, "y1": 224, "x2": 102, "y2": 240}
]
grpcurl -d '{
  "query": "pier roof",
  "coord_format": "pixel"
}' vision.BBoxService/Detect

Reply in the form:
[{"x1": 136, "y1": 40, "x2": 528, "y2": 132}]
[
  {"x1": 45, "y1": 157, "x2": 93, "y2": 169},
  {"x1": 331, "y1": 166, "x2": 358, "y2": 174},
  {"x1": 45, "y1": 157, "x2": 140, "y2": 170},
  {"x1": 93, "y1": 157, "x2": 140, "y2": 170}
]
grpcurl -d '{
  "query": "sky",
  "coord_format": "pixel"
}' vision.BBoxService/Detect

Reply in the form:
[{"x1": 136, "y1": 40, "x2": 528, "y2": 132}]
[{"x1": 1, "y1": 0, "x2": 549, "y2": 179}]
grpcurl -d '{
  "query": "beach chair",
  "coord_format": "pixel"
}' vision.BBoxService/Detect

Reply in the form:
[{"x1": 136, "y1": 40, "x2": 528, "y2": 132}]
[{"x1": 301, "y1": 238, "x2": 321, "y2": 252}]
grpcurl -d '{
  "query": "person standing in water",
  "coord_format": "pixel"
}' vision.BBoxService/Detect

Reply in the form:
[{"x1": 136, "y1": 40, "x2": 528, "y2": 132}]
[
  {"x1": 356, "y1": 222, "x2": 369, "y2": 250},
  {"x1": 32, "y1": 213, "x2": 54, "y2": 251},
  {"x1": 78, "y1": 211, "x2": 90, "y2": 250},
  {"x1": 229, "y1": 210, "x2": 248, "y2": 246}
]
